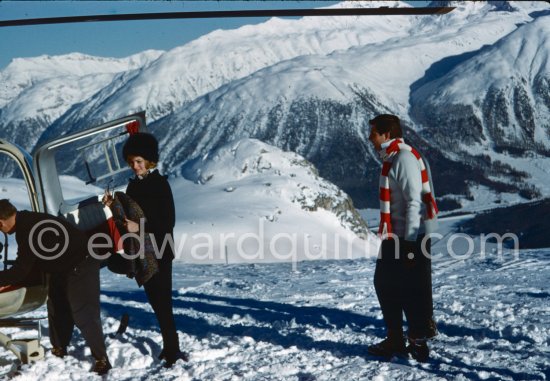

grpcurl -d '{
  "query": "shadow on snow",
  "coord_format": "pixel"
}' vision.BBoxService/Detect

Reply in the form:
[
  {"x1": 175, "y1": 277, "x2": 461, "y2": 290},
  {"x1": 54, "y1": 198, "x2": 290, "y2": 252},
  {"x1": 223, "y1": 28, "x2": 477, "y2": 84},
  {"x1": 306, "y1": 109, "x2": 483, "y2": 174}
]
[
  {"x1": 99, "y1": 290, "x2": 546, "y2": 380},
  {"x1": 101, "y1": 289, "x2": 384, "y2": 359}
]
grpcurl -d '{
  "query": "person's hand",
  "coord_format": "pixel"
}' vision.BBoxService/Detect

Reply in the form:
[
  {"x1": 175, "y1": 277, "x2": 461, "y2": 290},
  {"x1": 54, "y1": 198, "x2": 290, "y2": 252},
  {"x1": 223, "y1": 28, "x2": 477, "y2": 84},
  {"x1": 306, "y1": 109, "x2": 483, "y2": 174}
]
[
  {"x1": 124, "y1": 218, "x2": 139, "y2": 233},
  {"x1": 102, "y1": 190, "x2": 113, "y2": 207}
]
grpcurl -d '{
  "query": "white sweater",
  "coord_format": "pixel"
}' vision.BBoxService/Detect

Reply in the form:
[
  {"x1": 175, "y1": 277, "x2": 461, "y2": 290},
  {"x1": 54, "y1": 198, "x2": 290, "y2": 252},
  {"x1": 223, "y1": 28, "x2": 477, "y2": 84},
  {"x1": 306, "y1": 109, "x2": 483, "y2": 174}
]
[{"x1": 382, "y1": 148, "x2": 439, "y2": 241}]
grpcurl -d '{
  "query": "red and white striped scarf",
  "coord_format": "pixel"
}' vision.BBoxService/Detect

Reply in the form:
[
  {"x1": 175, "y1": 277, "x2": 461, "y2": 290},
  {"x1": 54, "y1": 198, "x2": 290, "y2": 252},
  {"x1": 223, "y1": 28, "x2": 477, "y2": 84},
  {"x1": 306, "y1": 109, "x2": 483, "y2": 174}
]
[{"x1": 378, "y1": 138, "x2": 439, "y2": 237}]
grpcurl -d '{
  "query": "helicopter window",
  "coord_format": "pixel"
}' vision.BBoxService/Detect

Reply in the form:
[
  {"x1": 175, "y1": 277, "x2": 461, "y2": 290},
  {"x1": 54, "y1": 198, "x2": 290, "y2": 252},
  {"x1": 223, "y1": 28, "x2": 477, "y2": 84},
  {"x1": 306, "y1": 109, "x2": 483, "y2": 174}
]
[
  {"x1": 53, "y1": 122, "x2": 137, "y2": 204},
  {"x1": 0, "y1": 154, "x2": 31, "y2": 208}
]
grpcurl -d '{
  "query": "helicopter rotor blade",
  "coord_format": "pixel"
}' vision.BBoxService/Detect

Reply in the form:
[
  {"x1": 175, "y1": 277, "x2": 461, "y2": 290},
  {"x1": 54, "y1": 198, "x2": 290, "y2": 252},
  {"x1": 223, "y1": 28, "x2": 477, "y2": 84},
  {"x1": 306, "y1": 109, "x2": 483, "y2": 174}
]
[{"x1": 0, "y1": 7, "x2": 455, "y2": 28}]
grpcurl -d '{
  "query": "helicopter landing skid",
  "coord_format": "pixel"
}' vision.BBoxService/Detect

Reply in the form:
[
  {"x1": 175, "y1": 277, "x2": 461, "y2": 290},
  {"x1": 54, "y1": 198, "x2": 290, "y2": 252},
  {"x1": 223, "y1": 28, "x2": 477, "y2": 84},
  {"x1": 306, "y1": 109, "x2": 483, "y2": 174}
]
[{"x1": 0, "y1": 318, "x2": 46, "y2": 365}]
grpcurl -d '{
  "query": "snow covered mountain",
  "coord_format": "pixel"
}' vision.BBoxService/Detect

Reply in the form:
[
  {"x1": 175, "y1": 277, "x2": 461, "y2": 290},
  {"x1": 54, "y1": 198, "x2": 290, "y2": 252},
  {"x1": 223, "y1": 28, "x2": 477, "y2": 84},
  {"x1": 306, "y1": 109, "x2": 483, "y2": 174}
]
[
  {"x1": 0, "y1": 51, "x2": 163, "y2": 152},
  {"x1": 146, "y1": 1, "x2": 550, "y2": 207},
  {"x1": 1, "y1": 1, "x2": 549, "y2": 209},
  {"x1": 24, "y1": 1, "x2": 407, "y2": 147},
  {"x1": 408, "y1": 10, "x2": 550, "y2": 204},
  {"x1": 36, "y1": 0, "x2": 543, "y2": 127},
  {"x1": 181, "y1": 138, "x2": 371, "y2": 241},
  {"x1": 29, "y1": 0, "x2": 418, "y2": 133},
  {"x1": 410, "y1": 14, "x2": 550, "y2": 152}
]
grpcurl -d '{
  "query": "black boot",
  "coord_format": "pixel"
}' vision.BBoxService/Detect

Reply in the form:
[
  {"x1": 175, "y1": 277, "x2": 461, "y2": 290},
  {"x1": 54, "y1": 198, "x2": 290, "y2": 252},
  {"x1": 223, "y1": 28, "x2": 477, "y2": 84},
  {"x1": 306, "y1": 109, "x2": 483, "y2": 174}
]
[
  {"x1": 408, "y1": 338, "x2": 430, "y2": 362},
  {"x1": 163, "y1": 351, "x2": 189, "y2": 368},
  {"x1": 367, "y1": 329, "x2": 407, "y2": 358},
  {"x1": 426, "y1": 317, "x2": 438, "y2": 339},
  {"x1": 51, "y1": 346, "x2": 67, "y2": 358},
  {"x1": 91, "y1": 357, "x2": 112, "y2": 375}
]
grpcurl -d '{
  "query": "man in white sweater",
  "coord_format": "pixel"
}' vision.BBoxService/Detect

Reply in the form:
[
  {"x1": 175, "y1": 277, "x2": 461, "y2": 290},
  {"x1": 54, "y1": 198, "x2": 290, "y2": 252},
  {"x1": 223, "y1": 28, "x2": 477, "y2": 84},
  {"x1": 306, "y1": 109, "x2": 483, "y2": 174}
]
[{"x1": 366, "y1": 114, "x2": 439, "y2": 362}]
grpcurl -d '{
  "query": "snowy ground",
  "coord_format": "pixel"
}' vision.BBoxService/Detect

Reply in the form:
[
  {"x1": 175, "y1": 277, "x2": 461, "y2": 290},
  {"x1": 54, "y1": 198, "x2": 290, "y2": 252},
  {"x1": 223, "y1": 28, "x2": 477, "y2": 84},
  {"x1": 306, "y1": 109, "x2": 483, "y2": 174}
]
[
  {"x1": 1, "y1": 151, "x2": 549, "y2": 380},
  {"x1": 2, "y1": 230, "x2": 548, "y2": 380}
]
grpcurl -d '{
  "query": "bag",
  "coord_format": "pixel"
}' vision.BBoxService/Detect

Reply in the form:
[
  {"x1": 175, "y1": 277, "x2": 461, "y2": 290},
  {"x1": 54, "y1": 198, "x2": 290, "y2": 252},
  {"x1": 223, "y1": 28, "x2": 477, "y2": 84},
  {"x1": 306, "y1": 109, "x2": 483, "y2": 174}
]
[
  {"x1": 108, "y1": 192, "x2": 159, "y2": 286},
  {"x1": 66, "y1": 201, "x2": 136, "y2": 278}
]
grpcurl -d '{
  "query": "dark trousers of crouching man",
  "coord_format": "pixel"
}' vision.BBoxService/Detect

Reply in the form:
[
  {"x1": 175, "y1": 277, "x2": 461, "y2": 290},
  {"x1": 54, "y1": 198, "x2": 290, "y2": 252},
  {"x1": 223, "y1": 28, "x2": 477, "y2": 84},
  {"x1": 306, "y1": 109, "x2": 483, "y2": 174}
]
[{"x1": 47, "y1": 255, "x2": 107, "y2": 362}]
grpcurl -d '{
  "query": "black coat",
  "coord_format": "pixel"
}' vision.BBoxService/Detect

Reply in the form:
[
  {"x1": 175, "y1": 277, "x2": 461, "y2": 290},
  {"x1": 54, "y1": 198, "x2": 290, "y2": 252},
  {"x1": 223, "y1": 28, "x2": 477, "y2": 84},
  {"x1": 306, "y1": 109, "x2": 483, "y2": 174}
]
[
  {"x1": 0, "y1": 211, "x2": 88, "y2": 287},
  {"x1": 125, "y1": 170, "x2": 176, "y2": 260}
]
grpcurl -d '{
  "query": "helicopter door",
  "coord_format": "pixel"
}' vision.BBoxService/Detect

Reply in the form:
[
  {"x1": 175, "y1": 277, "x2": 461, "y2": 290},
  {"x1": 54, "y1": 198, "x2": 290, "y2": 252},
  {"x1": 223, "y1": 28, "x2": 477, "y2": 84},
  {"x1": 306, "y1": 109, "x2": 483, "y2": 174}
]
[
  {"x1": 0, "y1": 141, "x2": 47, "y2": 318},
  {"x1": 32, "y1": 111, "x2": 148, "y2": 215},
  {"x1": 0, "y1": 140, "x2": 40, "y2": 269}
]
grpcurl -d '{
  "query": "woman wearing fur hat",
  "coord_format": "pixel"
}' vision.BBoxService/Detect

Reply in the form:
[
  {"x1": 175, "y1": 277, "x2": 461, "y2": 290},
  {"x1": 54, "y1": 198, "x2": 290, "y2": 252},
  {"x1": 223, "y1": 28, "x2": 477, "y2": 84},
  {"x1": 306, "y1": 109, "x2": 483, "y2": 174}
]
[{"x1": 105, "y1": 132, "x2": 188, "y2": 367}]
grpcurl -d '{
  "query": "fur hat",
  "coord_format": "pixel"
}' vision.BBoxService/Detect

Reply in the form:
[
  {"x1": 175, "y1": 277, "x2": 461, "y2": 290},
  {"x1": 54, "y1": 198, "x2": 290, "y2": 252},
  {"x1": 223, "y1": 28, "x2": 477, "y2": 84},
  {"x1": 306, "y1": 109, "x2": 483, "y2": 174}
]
[{"x1": 122, "y1": 133, "x2": 159, "y2": 163}]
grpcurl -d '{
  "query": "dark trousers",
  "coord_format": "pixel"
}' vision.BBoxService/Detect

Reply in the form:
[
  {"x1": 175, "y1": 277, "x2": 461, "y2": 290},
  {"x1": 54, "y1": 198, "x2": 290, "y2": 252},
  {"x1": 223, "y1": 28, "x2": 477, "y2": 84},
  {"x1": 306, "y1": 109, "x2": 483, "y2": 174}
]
[
  {"x1": 143, "y1": 257, "x2": 180, "y2": 360},
  {"x1": 47, "y1": 256, "x2": 107, "y2": 359},
  {"x1": 373, "y1": 236, "x2": 434, "y2": 338}
]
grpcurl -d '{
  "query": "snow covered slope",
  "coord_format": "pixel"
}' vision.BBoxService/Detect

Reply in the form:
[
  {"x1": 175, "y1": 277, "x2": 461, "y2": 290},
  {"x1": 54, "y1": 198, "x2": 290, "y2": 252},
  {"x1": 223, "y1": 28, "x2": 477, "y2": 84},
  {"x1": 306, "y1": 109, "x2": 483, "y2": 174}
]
[
  {"x1": 411, "y1": 14, "x2": 550, "y2": 151},
  {"x1": 33, "y1": 0, "x2": 545, "y2": 136},
  {"x1": 1, "y1": 1, "x2": 549, "y2": 209},
  {"x1": 2, "y1": 172, "x2": 548, "y2": 380},
  {"x1": 0, "y1": 51, "x2": 162, "y2": 152},
  {"x1": 175, "y1": 139, "x2": 374, "y2": 264},
  {"x1": 28, "y1": 1, "x2": 418, "y2": 130},
  {"x1": 140, "y1": 1, "x2": 550, "y2": 208},
  {"x1": 1, "y1": 135, "x2": 549, "y2": 381},
  {"x1": 408, "y1": 11, "x2": 550, "y2": 203},
  {"x1": 2, "y1": 240, "x2": 548, "y2": 380},
  {"x1": 0, "y1": 138, "x2": 376, "y2": 264}
]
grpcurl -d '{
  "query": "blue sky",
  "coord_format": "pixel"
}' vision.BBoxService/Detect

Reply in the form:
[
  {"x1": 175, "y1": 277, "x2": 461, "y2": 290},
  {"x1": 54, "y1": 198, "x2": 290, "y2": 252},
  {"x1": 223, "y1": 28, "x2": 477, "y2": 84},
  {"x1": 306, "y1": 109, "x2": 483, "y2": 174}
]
[{"x1": 0, "y1": 1, "x2": 429, "y2": 70}]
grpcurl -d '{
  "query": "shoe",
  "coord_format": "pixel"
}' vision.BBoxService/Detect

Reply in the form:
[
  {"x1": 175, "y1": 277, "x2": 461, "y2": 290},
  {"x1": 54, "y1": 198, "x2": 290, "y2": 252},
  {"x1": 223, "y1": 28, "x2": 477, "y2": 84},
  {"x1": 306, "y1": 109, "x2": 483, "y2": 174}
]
[
  {"x1": 163, "y1": 351, "x2": 189, "y2": 368},
  {"x1": 408, "y1": 317, "x2": 438, "y2": 341},
  {"x1": 367, "y1": 336, "x2": 407, "y2": 358},
  {"x1": 51, "y1": 346, "x2": 67, "y2": 358},
  {"x1": 408, "y1": 338, "x2": 430, "y2": 362},
  {"x1": 91, "y1": 357, "x2": 112, "y2": 375},
  {"x1": 426, "y1": 317, "x2": 438, "y2": 339}
]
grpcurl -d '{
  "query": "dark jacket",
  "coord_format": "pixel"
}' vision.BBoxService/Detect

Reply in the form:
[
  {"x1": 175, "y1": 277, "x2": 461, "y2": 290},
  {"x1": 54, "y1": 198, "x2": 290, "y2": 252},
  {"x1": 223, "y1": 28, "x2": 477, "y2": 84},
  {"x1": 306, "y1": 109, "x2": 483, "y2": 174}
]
[
  {"x1": 0, "y1": 211, "x2": 88, "y2": 287},
  {"x1": 126, "y1": 170, "x2": 175, "y2": 260}
]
